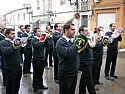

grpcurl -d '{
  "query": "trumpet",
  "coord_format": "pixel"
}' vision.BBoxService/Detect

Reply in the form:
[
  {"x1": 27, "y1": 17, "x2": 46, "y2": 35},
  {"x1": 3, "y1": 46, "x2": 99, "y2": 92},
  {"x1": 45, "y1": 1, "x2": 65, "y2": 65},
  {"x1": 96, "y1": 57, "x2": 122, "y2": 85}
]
[{"x1": 40, "y1": 33, "x2": 47, "y2": 42}]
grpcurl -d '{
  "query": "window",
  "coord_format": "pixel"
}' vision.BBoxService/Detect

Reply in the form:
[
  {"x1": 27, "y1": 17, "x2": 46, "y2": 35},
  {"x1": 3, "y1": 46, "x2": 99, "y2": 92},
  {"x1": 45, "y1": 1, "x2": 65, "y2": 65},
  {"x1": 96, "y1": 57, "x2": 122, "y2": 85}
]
[
  {"x1": 37, "y1": 0, "x2": 40, "y2": 10},
  {"x1": 60, "y1": 0, "x2": 66, "y2": 5},
  {"x1": 23, "y1": 14, "x2": 25, "y2": 21},
  {"x1": 18, "y1": 14, "x2": 20, "y2": 21}
]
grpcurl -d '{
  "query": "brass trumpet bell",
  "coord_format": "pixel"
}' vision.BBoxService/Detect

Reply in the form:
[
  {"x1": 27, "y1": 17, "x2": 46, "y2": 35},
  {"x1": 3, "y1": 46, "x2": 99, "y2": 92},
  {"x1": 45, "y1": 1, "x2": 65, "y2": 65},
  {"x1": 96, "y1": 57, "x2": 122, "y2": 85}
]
[{"x1": 40, "y1": 33, "x2": 46, "y2": 42}]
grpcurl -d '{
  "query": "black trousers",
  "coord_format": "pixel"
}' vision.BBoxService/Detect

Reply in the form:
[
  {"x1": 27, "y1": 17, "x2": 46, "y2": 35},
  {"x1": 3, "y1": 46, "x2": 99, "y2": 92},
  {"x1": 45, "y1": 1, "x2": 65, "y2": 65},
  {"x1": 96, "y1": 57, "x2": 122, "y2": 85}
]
[
  {"x1": 59, "y1": 72, "x2": 77, "y2": 94},
  {"x1": 45, "y1": 47, "x2": 53, "y2": 66},
  {"x1": 23, "y1": 48, "x2": 32, "y2": 74},
  {"x1": 105, "y1": 47, "x2": 118, "y2": 76},
  {"x1": 6, "y1": 66, "x2": 22, "y2": 94},
  {"x1": 53, "y1": 48, "x2": 59, "y2": 80},
  {"x1": 79, "y1": 63, "x2": 96, "y2": 94},
  {"x1": 0, "y1": 56, "x2": 6, "y2": 86},
  {"x1": 92, "y1": 55, "x2": 103, "y2": 85},
  {"x1": 32, "y1": 58, "x2": 45, "y2": 89}
]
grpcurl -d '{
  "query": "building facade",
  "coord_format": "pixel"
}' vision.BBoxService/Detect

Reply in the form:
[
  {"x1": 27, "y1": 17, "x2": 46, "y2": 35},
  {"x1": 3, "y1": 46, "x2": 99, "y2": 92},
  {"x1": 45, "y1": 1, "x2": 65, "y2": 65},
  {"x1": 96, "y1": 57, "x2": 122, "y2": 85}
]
[
  {"x1": 90, "y1": 0, "x2": 125, "y2": 48},
  {"x1": 31, "y1": 0, "x2": 92, "y2": 32},
  {"x1": 3, "y1": 5, "x2": 32, "y2": 33}
]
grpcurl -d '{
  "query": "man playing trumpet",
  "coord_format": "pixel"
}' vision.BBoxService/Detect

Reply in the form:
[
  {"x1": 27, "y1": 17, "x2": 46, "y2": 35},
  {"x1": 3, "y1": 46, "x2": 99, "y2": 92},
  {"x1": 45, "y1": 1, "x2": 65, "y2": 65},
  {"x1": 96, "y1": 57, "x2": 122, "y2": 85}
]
[
  {"x1": 104, "y1": 23, "x2": 122, "y2": 80},
  {"x1": 76, "y1": 25, "x2": 96, "y2": 94},
  {"x1": 32, "y1": 28, "x2": 48, "y2": 93}
]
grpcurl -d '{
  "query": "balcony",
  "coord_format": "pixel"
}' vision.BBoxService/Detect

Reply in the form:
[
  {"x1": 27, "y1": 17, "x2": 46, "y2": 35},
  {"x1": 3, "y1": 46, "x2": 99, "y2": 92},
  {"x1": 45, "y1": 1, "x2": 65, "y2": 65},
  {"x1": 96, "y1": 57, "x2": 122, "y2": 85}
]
[{"x1": 81, "y1": 0, "x2": 90, "y2": 11}]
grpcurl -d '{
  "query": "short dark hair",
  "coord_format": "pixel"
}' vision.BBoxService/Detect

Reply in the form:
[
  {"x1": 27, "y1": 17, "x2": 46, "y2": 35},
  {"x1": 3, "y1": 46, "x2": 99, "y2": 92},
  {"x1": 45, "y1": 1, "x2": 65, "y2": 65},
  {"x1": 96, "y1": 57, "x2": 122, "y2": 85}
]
[
  {"x1": 25, "y1": 25, "x2": 30, "y2": 29},
  {"x1": 109, "y1": 23, "x2": 115, "y2": 28},
  {"x1": 19, "y1": 25, "x2": 24, "y2": 29},
  {"x1": 5, "y1": 28, "x2": 15, "y2": 36},
  {"x1": 54, "y1": 23, "x2": 59, "y2": 30},
  {"x1": 78, "y1": 25, "x2": 87, "y2": 33},
  {"x1": 63, "y1": 23, "x2": 74, "y2": 33},
  {"x1": 34, "y1": 28, "x2": 40, "y2": 33}
]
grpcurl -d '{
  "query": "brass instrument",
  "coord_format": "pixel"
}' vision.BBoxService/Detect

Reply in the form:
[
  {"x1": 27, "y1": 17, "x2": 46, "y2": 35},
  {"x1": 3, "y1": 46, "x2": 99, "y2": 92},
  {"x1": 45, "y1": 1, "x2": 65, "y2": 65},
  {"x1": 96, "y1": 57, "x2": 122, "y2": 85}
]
[
  {"x1": 16, "y1": 33, "x2": 28, "y2": 47},
  {"x1": 40, "y1": 33, "x2": 47, "y2": 42},
  {"x1": 75, "y1": 34, "x2": 87, "y2": 53},
  {"x1": 103, "y1": 36, "x2": 109, "y2": 46}
]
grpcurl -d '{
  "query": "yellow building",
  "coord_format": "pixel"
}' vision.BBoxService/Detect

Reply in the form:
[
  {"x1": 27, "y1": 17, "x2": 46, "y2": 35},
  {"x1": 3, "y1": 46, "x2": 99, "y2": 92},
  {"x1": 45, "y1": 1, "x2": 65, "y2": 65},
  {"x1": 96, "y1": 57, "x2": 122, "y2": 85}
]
[{"x1": 90, "y1": 0, "x2": 125, "y2": 48}]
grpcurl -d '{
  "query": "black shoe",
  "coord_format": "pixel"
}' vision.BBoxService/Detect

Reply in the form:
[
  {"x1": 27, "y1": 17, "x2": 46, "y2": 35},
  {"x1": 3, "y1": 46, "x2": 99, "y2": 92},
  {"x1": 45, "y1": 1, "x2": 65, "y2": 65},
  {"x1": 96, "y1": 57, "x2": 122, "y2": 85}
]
[
  {"x1": 49, "y1": 65, "x2": 54, "y2": 67},
  {"x1": 94, "y1": 87, "x2": 99, "y2": 91},
  {"x1": 105, "y1": 76, "x2": 110, "y2": 80},
  {"x1": 95, "y1": 81, "x2": 103, "y2": 85},
  {"x1": 45, "y1": 66, "x2": 49, "y2": 69},
  {"x1": 33, "y1": 88, "x2": 39, "y2": 93},
  {"x1": 110, "y1": 75, "x2": 118, "y2": 79},
  {"x1": 23, "y1": 74, "x2": 27, "y2": 77},
  {"x1": 28, "y1": 72, "x2": 33, "y2": 74},
  {"x1": 39, "y1": 85, "x2": 48, "y2": 89},
  {"x1": 55, "y1": 80, "x2": 59, "y2": 84}
]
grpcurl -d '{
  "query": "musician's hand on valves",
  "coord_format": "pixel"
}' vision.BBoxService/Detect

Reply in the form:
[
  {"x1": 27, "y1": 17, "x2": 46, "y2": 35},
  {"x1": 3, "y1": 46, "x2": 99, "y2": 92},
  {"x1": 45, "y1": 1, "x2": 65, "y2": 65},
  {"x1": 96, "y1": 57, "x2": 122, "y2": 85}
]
[{"x1": 13, "y1": 38, "x2": 22, "y2": 49}]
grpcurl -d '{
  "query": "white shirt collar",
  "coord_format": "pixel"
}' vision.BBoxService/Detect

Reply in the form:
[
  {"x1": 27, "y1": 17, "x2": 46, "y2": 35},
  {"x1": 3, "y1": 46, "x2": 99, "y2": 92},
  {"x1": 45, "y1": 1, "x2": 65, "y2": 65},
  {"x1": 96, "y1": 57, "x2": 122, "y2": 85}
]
[
  {"x1": 5, "y1": 38, "x2": 13, "y2": 43},
  {"x1": 55, "y1": 30, "x2": 61, "y2": 34},
  {"x1": 62, "y1": 35, "x2": 70, "y2": 42},
  {"x1": 34, "y1": 36, "x2": 40, "y2": 40},
  {"x1": 0, "y1": 33, "x2": 5, "y2": 37}
]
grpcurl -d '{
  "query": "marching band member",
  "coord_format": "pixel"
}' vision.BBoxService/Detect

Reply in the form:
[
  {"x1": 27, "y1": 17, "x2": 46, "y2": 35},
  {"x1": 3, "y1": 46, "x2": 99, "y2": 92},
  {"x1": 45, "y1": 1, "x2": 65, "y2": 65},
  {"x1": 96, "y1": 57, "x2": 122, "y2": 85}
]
[
  {"x1": 104, "y1": 23, "x2": 122, "y2": 80},
  {"x1": 56, "y1": 23, "x2": 80, "y2": 94},
  {"x1": 53, "y1": 23, "x2": 62, "y2": 84},
  {"x1": 76, "y1": 25, "x2": 96, "y2": 94},
  {"x1": 92, "y1": 26, "x2": 104, "y2": 87},
  {"x1": 23, "y1": 25, "x2": 33, "y2": 76},
  {"x1": 45, "y1": 25, "x2": 54, "y2": 69},
  {"x1": 0, "y1": 28, "x2": 22, "y2": 94},
  {"x1": 32, "y1": 28, "x2": 48, "y2": 93}
]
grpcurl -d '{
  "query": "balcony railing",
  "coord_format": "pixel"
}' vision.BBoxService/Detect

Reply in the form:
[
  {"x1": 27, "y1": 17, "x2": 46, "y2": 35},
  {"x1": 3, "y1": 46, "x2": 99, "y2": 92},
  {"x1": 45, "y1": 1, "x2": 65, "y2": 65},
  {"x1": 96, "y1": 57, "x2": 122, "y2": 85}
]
[{"x1": 81, "y1": 0, "x2": 90, "y2": 11}]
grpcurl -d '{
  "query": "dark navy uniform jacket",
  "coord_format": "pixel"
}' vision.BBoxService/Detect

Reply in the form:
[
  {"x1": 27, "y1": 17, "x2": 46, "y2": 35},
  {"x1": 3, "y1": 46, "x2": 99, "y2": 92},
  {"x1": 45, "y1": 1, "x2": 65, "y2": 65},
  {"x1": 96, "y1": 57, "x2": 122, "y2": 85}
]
[
  {"x1": 0, "y1": 39, "x2": 21, "y2": 71},
  {"x1": 105, "y1": 31, "x2": 122, "y2": 48},
  {"x1": 56, "y1": 36, "x2": 80, "y2": 78},
  {"x1": 53, "y1": 31, "x2": 62, "y2": 47},
  {"x1": 32, "y1": 36, "x2": 47, "y2": 59}
]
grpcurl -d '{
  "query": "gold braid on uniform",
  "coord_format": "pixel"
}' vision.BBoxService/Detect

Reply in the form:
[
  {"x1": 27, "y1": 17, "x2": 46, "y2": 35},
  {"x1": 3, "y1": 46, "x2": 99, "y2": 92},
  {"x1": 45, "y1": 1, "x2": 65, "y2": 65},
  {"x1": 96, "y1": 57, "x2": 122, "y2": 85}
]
[{"x1": 75, "y1": 34, "x2": 87, "y2": 53}]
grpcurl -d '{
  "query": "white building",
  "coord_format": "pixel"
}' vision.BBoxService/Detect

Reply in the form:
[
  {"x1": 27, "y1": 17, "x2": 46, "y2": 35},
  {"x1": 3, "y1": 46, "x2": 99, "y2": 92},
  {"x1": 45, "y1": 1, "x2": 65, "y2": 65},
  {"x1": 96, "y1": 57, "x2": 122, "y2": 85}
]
[
  {"x1": 3, "y1": 0, "x2": 92, "y2": 33},
  {"x1": 30, "y1": 0, "x2": 92, "y2": 32},
  {"x1": 3, "y1": 5, "x2": 32, "y2": 32}
]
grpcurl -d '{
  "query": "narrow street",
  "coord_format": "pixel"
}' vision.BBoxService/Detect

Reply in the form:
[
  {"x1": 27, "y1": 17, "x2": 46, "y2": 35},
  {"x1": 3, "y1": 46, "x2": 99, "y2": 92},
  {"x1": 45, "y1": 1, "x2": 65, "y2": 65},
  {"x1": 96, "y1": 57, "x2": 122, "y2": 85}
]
[{"x1": 0, "y1": 49, "x2": 125, "y2": 94}]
